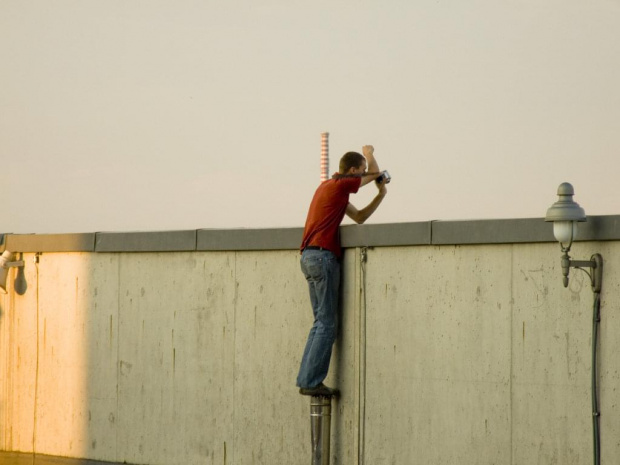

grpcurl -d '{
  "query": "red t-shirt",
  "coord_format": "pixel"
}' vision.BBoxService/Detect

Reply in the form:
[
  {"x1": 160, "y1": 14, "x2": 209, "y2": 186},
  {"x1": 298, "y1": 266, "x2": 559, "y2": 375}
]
[{"x1": 300, "y1": 174, "x2": 362, "y2": 257}]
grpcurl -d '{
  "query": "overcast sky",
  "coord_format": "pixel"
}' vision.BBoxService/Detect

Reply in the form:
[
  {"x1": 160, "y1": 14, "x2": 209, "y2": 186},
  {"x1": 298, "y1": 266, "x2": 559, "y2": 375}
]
[{"x1": 2, "y1": 0, "x2": 619, "y2": 234}]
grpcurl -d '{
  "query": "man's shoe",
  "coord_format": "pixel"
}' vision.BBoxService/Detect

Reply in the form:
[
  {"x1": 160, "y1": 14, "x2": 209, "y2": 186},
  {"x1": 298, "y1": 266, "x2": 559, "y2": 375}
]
[{"x1": 299, "y1": 383, "x2": 340, "y2": 397}]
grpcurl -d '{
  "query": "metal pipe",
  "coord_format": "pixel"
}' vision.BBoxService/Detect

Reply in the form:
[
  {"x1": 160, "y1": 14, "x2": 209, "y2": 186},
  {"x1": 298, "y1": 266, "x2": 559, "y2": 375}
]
[
  {"x1": 590, "y1": 253, "x2": 603, "y2": 465},
  {"x1": 592, "y1": 291, "x2": 601, "y2": 465},
  {"x1": 310, "y1": 396, "x2": 332, "y2": 465}
]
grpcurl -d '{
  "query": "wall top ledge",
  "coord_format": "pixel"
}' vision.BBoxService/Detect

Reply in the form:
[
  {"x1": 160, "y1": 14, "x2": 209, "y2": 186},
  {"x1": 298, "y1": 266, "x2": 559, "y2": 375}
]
[
  {"x1": 95, "y1": 230, "x2": 197, "y2": 252},
  {"x1": 0, "y1": 233, "x2": 97, "y2": 253},
  {"x1": 1, "y1": 215, "x2": 619, "y2": 253}
]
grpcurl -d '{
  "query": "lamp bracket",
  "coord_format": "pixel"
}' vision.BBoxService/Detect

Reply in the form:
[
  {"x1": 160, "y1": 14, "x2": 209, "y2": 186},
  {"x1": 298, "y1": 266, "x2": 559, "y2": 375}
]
[
  {"x1": 570, "y1": 260, "x2": 597, "y2": 269},
  {"x1": 563, "y1": 253, "x2": 603, "y2": 293}
]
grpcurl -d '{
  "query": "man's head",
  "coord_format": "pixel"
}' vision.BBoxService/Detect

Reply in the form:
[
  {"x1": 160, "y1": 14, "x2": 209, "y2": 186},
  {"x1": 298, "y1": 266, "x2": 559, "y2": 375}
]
[{"x1": 339, "y1": 152, "x2": 367, "y2": 175}]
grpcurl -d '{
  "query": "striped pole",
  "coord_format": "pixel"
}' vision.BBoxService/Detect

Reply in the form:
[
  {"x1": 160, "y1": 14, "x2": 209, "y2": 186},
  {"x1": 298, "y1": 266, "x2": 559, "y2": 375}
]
[{"x1": 320, "y1": 132, "x2": 329, "y2": 182}]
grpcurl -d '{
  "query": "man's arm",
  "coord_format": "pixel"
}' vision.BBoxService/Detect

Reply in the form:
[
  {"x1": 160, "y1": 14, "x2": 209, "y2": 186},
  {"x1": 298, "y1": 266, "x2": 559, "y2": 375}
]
[
  {"x1": 360, "y1": 145, "x2": 381, "y2": 187},
  {"x1": 345, "y1": 180, "x2": 387, "y2": 224}
]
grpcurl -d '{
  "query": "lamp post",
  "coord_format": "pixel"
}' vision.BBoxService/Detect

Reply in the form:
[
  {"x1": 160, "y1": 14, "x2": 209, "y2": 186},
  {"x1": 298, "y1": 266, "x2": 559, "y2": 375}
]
[{"x1": 545, "y1": 182, "x2": 603, "y2": 465}]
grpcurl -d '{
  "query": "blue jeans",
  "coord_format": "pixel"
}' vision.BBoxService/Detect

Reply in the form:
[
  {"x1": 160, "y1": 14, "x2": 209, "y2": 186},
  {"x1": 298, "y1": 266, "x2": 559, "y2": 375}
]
[{"x1": 296, "y1": 249, "x2": 341, "y2": 389}]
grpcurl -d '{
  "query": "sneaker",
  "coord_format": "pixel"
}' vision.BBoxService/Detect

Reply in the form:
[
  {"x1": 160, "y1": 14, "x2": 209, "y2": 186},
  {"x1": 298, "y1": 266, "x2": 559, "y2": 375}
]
[{"x1": 299, "y1": 383, "x2": 340, "y2": 397}]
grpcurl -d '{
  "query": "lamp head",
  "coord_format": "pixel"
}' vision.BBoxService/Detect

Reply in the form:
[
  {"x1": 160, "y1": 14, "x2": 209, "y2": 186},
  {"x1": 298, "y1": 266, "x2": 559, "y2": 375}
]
[
  {"x1": 545, "y1": 183, "x2": 586, "y2": 222},
  {"x1": 545, "y1": 182, "x2": 586, "y2": 249}
]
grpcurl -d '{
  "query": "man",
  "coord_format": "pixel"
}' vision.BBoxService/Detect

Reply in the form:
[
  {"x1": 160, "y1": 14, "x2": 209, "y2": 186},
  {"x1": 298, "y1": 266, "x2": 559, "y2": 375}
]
[{"x1": 297, "y1": 145, "x2": 388, "y2": 397}]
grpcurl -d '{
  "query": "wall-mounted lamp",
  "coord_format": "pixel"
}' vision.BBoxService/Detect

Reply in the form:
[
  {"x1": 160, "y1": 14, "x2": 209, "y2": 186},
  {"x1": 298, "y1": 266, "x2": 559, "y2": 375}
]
[
  {"x1": 0, "y1": 250, "x2": 25, "y2": 294},
  {"x1": 545, "y1": 182, "x2": 603, "y2": 465},
  {"x1": 545, "y1": 182, "x2": 602, "y2": 290}
]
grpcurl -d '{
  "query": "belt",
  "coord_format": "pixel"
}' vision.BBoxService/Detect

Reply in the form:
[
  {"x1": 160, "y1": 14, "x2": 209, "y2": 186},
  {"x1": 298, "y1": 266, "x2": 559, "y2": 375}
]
[{"x1": 304, "y1": 245, "x2": 327, "y2": 251}]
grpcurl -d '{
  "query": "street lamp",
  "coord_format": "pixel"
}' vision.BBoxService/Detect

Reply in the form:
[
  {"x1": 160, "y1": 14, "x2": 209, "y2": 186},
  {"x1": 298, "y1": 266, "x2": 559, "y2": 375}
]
[{"x1": 545, "y1": 182, "x2": 603, "y2": 465}]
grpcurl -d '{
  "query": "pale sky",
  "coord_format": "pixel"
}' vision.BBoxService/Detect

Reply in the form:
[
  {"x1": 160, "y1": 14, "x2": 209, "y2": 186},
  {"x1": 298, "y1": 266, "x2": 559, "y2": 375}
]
[{"x1": 2, "y1": 1, "x2": 619, "y2": 234}]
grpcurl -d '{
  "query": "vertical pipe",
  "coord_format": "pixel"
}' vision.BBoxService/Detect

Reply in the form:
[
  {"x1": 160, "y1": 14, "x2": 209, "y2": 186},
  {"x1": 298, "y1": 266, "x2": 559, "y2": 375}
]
[
  {"x1": 310, "y1": 396, "x2": 332, "y2": 465},
  {"x1": 358, "y1": 247, "x2": 368, "y2": 465},
  {"x1": 592, "y1": 291, "x2": 601, "y2": 465},
  {"x1": 590, "y1": 253, "x2": 603, "y2": 465},
  {"x1": 321, "y1": 132, "x2": 329, "y2": 182}
]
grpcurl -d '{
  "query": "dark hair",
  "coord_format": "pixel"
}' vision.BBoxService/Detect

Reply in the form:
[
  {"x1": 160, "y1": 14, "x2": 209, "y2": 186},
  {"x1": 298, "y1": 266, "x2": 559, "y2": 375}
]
[{"x1": 339, "y1": 152, "x2": 365, "y2": 173}]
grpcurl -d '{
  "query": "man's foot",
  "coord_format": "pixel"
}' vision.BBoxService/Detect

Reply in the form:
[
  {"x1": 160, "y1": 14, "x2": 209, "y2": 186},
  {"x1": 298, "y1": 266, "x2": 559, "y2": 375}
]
[{"x1": 299, "y1": 383, "x2": 340, "y2": 397}]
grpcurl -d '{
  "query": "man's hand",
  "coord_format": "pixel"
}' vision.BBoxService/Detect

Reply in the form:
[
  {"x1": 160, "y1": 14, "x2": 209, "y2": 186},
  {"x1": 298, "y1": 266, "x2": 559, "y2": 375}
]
[
  {"x1": 376, "y1": 177, "x2": 388, "y2": 196},
  {"x1": 362, "y1": 145, "x2": 374, "y2": 157}
]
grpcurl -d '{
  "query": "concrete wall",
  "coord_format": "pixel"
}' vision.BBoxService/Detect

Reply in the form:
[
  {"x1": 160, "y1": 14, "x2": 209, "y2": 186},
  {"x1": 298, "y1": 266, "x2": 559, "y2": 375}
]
[{"x1": 1, "y1": 219, "x2": 620, "y2": 464}]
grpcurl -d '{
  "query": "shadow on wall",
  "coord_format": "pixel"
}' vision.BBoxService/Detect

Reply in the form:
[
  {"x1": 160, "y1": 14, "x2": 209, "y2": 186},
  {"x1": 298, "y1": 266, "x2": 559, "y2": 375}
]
[{"x1": 13, "y1": 254, "x2": 27, "y2": 296}]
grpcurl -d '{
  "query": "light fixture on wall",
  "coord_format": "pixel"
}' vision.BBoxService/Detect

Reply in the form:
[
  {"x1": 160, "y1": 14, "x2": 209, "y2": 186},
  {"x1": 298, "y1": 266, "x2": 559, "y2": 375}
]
[
  {"x1": 545, "y1": 182, "x2": 602, "y2": 289},
  {"x1": 0, "y1": 250, "x2": 25, "y2": 293},
  {"x1": 545, "y1": 182, "x2": 603, "y2": 465}
]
